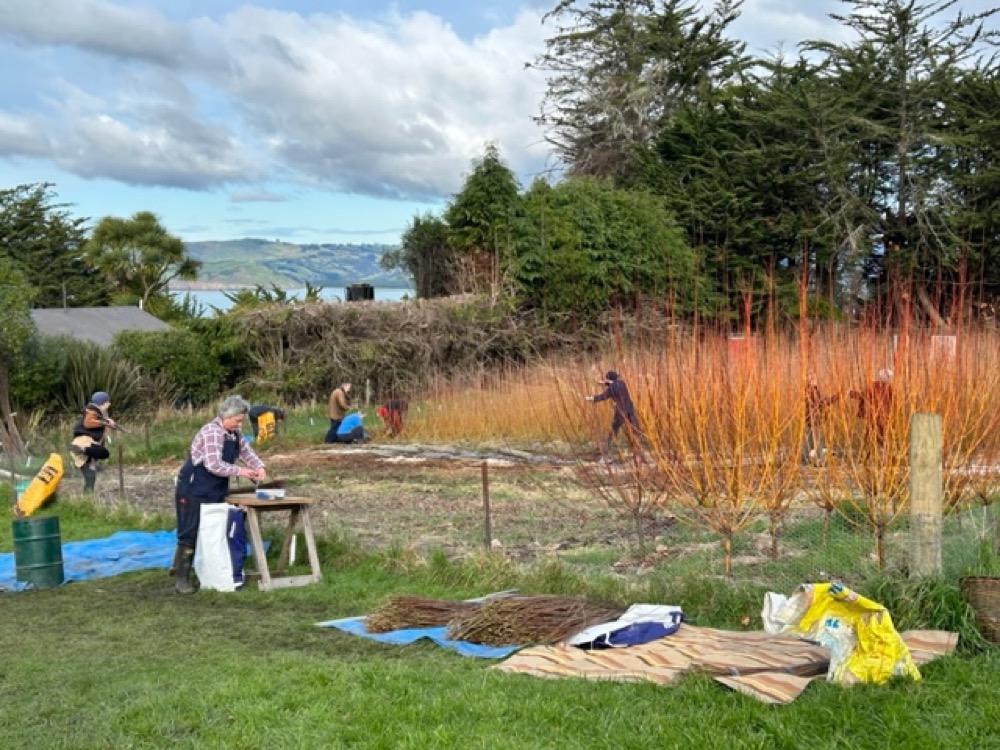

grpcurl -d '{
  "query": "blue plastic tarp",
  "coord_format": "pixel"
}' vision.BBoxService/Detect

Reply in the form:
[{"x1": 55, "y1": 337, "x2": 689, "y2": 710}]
[
  {"x1": 316, "y1": 616, "x2": 520, "y2": 659},
  {"x1": 0, "y1": 529, "x2": 176, "y2": 592}
]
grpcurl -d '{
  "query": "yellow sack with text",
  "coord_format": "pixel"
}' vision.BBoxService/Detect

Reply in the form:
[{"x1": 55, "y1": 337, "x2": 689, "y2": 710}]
[
  {"x1": 776, "y1": 582, "x2": 920, "y2": 685},
  {"x1": 257, "y1": 411, "x2": 277, "y2": 442},
  {"x1": 17, "y1": 453, "x2": 65, "y2": 517}
]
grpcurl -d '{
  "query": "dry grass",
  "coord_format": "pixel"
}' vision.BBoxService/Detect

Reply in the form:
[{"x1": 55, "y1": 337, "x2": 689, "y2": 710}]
[{"x1": 401, "y1": 323, "x2": 1000, "y2": 573}]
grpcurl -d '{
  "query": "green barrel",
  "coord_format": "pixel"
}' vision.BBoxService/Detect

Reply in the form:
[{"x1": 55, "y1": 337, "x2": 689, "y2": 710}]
[{"x1": 13, "y1": 515, "x2": 65, "y2": 589}]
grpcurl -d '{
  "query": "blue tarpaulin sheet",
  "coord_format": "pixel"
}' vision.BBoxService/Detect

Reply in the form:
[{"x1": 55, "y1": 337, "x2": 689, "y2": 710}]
[
  {"x1": 0, "y1": 529, "x2": 176, "y2": 592},
  {"x1": 317, "y1": 616, "x2": 521, "y2": 659}
]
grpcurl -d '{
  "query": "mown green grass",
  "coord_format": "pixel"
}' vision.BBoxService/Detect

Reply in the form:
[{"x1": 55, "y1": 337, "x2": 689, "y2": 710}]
[{"x1": 1, "y1": 502, "x2": 998, "y2": 749}]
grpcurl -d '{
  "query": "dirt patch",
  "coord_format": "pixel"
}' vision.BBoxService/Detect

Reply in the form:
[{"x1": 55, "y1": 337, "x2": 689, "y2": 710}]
[{"x1": 77, "y1": 443, "x2": 652, "y2": 566}]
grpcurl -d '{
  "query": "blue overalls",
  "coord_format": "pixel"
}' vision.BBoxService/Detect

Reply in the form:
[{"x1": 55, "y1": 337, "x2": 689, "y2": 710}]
[{"x1": 175, "y1": 429, "x2": 241, "y2": 549}]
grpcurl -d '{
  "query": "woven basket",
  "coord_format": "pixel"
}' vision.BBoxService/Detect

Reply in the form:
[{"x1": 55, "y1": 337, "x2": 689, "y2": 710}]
[{"x1": 960, "y1": 576, "x2": 1000, "y2": 644}]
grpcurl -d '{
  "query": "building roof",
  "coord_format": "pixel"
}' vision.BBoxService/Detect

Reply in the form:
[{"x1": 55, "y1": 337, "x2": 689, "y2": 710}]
[{"x1": 30, "y1": 306, "x2": 171, "y2": 346}]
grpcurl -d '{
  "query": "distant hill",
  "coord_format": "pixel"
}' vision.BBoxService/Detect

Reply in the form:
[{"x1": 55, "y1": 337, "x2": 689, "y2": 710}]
[{"x1": 175, "y1": 238, "x2": 410, "y2": 289}]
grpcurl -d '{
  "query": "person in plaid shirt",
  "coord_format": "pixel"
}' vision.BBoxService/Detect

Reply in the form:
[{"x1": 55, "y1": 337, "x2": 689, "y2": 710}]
[{"x1": 171, "y1": 395, "x2": 267, "y2": 594}]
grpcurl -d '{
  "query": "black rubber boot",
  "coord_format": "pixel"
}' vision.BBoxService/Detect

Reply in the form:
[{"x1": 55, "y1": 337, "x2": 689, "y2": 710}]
[
  {"x1": 168, "y1": 545, "x2": 182, "y2": 576},
  {"x1": 175, "y1": 546, "x2": 196, "y2": 595},
  {"x1": 81, "y1": 464, "x2": 97, "y2": 493}
]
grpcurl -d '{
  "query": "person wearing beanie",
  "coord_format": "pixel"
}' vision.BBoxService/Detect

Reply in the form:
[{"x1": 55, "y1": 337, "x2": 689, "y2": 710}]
[
  {"x1": 585, "y1": 370, "x2": 643, "y2": 450},
  {"x1": 69, "y1": 391, "x2": 117, "y2": 492}
]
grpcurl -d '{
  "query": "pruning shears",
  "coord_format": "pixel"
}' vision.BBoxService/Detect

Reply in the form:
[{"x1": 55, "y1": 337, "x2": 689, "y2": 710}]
[{"x1": 101, "y1": 420, "x2": 133, "y2": 435}]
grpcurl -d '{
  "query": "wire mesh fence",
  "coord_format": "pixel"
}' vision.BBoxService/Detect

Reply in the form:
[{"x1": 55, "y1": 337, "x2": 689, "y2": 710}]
[{"x1": 638, "y1": 502, "x2": 1000, "y2": 594}]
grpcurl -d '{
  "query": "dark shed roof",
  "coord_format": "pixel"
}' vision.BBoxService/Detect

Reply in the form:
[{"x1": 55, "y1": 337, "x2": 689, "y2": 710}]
[{"x1": 31, "y1": 307, "x2": 171, "y2": 347}]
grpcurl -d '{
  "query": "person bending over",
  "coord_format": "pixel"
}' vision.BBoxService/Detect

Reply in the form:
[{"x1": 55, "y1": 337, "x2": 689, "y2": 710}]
[{"x1": 70, "y1": 391, "x2": 116, "y2": 493}]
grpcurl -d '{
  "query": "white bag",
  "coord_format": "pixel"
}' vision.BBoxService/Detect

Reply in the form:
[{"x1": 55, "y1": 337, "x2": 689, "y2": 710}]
[{"x1": 194, "y1": 503, "x2": 244, "y2": 592}]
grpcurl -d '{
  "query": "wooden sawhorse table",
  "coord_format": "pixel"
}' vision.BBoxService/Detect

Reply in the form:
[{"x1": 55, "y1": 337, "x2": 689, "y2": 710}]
[{"x1": 226, "y1": 496, "x2": 322, "y2": 591}]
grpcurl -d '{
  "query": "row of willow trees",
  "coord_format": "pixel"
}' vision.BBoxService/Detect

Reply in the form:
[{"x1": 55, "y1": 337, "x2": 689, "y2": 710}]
[{"x1": 385, "y1": 0, "x2": 1000, "y2": 330}]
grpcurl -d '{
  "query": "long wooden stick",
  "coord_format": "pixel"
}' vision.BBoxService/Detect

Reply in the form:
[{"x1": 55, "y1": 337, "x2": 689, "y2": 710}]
[
  {"x1": 482, "y1": 461, "x2": 491, "y2": 549},
  {"x1": 118, "y1": 444, "x2": 125, "y2": 500}
]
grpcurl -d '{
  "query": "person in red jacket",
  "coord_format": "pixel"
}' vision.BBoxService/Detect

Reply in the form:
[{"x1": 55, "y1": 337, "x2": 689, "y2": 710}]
[
  {"x1": 849, "y1": 368, "x2": 893, "y2": 451},
  {"x1": 376, "y1": 399, "x2": 408, "y2": 438}
]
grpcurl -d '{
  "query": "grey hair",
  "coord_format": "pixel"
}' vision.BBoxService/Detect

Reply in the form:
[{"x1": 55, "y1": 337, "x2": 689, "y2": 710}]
[{"x1": 218, "y1": 395, "x2": 251, "y2": 419}]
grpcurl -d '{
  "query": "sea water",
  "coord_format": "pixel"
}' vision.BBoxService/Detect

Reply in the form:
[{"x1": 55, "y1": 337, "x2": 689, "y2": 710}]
[{"x1": 173, "y1": 287, "x2": 413, "y2": 316}]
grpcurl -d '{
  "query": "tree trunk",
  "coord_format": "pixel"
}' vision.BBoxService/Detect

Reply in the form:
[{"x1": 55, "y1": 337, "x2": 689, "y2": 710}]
[
  {"x1": 0, "y1": 366, "x2": 27, "y2": 459},
  {"x1": 914, "y1": 283, "x2": 947, "y2": 329},
  {"x1": 875, "y1": 524, "x2": 885, "y2": 570}
]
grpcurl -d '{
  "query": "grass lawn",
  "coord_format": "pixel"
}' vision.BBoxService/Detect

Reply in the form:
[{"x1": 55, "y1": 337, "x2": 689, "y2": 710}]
[{"x1": 1, "y1": 501, "x2": 998, "y2": 750}]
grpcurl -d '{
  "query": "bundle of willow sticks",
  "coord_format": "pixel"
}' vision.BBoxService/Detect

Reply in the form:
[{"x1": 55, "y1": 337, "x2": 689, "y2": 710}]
[
  {"x1": 445, "y1": 595, "x2": 625, "y2": 646},
  {"x1": 364, "y1": 595, "x2": 480, "y2": 633}
]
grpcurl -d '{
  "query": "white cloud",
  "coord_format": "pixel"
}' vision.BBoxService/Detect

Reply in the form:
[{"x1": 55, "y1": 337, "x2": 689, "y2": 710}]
[
  {"x1": 3, "y1": 0, "x2": 990, "y2": 205},
  {"x1": 723, "y1": 0, "x2": 848, "y2": 55},
  {"x1": 230, "y1": 189, "x2": 288, "y2": 203},
  {"x1": 205, "y1": 5, "x2": 549, "y2": 198},
  {"x1": 0, "y1": 112, "x2": 50, "y2": 157},
  {"x1": 0, "y1": 0, "x2": 549, "y2": 200},
  {"x1": 0, "y1": 0, "x2": 217, "y2": 68},
  {"x1": 54, "y1": 108, "x2": 252, "y2": 188}
]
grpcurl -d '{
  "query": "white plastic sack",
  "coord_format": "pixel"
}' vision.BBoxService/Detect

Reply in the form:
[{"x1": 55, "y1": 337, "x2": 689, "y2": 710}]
[
  {"x1": 567, "y1": 604, "x2": 683, "y2": 647},
  {"x1": 194, "y1": 503, "x2": 243, "y2": 592},
  {"x1": 761, "y1": 592, "x2": 790, "y2": 634}
]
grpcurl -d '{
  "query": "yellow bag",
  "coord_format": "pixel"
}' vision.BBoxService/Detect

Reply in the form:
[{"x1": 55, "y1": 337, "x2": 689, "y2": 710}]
[
  {"x1": 16, "y1": 453, "x2": 65, "y2": 517},
  {"x1": 257, "y1": 411, "x2": 276, "y2": 442},
  {"x1": 779, "y1": 582, "x2": 920, "y2": 685}
]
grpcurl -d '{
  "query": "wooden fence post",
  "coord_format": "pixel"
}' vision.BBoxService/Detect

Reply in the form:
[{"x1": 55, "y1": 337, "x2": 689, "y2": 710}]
[
  {"x1": 909, "y1": 413, "x2": 942, "y2": 577},
  {"x1": 118, "y1": 444, "x2": 125, "y2": 501},
  {"x1": 481, "y1": 461, "x2": 492, "y2": 550}
]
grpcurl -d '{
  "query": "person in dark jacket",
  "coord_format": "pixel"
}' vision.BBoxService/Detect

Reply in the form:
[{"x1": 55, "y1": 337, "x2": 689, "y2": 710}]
[
  {"x1": 172, "y1": 395, "x2": 266, "y2": 594},
  {"x1": 248, "y1": 404, "x2": 285, "y2": 441},
  {"x1": 802, "y1": 371, "x2": 840, "y2": 465},
  {"x1": 586, "y1": 370, "x2": 643, "y2": 449},
  {"x1": 70, "y1": 391, "x2": 116, "y2": 492}
]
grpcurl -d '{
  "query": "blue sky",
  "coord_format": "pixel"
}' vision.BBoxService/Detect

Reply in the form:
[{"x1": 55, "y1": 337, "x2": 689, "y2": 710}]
[{"x1": 0, "y1": 0, "x2": 995, "y2": 246}]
